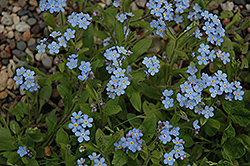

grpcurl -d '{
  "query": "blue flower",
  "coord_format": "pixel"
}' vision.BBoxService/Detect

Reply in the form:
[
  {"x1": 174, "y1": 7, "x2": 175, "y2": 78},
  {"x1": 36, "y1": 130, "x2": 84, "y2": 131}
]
[
  {"x1": 118, "y1": 13, "x2": 127, "y2": 23},
  {"x1": 75, "y1": 129, "x2": 90, "y2": 142},
  {"x1": 114, "y1": 141, "x2": 123, "y2": 151},
  {"x1": 198, "y1": 43, "x2": 210, "y2": 55},
  {"x1": 71, "y1": 111, "x2": 82, "y2": 121},
  {"x1": 173, "y1": 145, "x2": 185, "y2": 159},
  {"x1": 163, "y1": 121, "x2": 172, "y2": 130},
  {"x1": 17, "y1": 146, "x2": 27, "y2": 157},
  {"x1": 66, "y1": 58, "x2": 78, "y2": 70},
  {"x1": 77, "y1": 158, "x2": 87, "y2": 166},
  {"x1": 39, "y1": 0, "x2": 48, "y2": 11},
  {"x1": 150, "y1": 20, "x2": 158, "y2": 28},
  {"x1": 36, "y1": 43, "x2": 46, "y2": 53},
  {"x1": 175, "y1": 3, "x2": 185, "y2": 13},
  {"x1": 16, "y1": 67, "x2": 26, "y2": 76},
  {"x1": 163, "y1": 89, "x2": 173, "y2": 97},
  {"x1": 79, "y1": 17, "x2": 90, "y2": 29},
  {"x1": 194, "y1": 29, "x2": 202, "y2": 39},
  {"x1": 94, "y1": 157, "x2": 107, "y2": 166},
  {"x1": 13, "y1": 75, "x2": 23, "y2": 85},
  {"x1": 174, "y1": 15, "x2": 184, "y2": 24},
  {"x1": 170, "y1": 127, "x2": 180, "y2": 137},
  {"x1": 23, "y1": 69, "x2": 35, "y2": 80},
  {"x1": 164, "y1": 152, "x2": 175, "y2": 165},
  {"x1": 113, "y1": 0, "x2": 120, "y2": 7},
  {"x1": 233, "y1": 89, "x2": 244, "y2": 100},
  {"x1": 186, "y1": 65, "x2": 198, "y2": 75},
  {"x1": 129, "y1": 128, "x2": 143, "y2": 140},
  {"x1": 88, "y1": 152, "x2": 101, "y2": 160},
  {"x1": 47, "y1": 41, "x2": 60, "y2": 54},
  {"x1": 225, "y1": 93, "x2": 233, "y2": 101},
  {"x1": 162, "y1": 97, "x2": 174, "y2": 109},
  {"x1": 151, "y1": 4, "x2": 164, "y2": 17},
  {"x1": 203, "y1": 106, "x2": 214, "y2": 119},
  {"x1": 64, "y1": 29, "x2": 75, "y2": 41},
  {"x1": 159, "y1": 129, "x2": 171, "y2": 144},
  {"x1": 114, "y1": 68, "x2": 125, "y2": 78},
  {"x1": 50, "y1": 31, "x2": 61, "y2": 38},
  {"x1": 126, "y1": 12, "x2": 135, "y2": 17},
  {"x1": 222, "y1": 52, "x2": 230, "y2": 64},
  {"x1": 81, "y1": 114, "x2": 93, "y2": 128},
  {"x1": 69, "y1": 54, "x2": 79, "y2": 59},
  {"x1": 58, "y1": 36, "x2": 67, "y2": 47},
  {"x1": 116, "y1": 46, "x2": 127, "y2": 54},
  {"x1": 78, "y1": 73, "x2": 88, "y2": 81},
  {"x1": 79, "y1": 61, "x2": 91, "y2": 73},
  {"x1": 68, "y1": 119, "x2": 82, "y2": 132},
  {"x1": 194, "y1": 105, "x2": 203, "y2": 115},
  {"x1": 216, "y1": 70, "x2": 227, "y2": 81},
  {"x1": 126, "y1": 137, "x2": 138, "y2": 153},
  {"x1": 193, "y1": 120, "x2": 200, "y2": 130},
  {"x1": 209, "y1": 85, "x2": 223, "y2": 98}
]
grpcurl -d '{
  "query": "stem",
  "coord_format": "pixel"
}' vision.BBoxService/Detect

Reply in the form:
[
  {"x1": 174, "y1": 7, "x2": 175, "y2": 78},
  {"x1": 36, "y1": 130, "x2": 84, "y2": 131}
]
[{"x1": 130, "y1": 14, "x2": 151, "y2": 24}]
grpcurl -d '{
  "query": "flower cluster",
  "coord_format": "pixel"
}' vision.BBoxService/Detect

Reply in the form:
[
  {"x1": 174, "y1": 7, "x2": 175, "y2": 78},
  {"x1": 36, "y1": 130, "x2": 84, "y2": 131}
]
[
  {"x1": 14, "y1": 67, "x2": 38, "y2": 92},
  {"x1": 177, "y1": 65, "x2": 244, "y2": 119},
  {"x1": 195, "y1": 44, "x2": 230, "y2": 65},
  {"x1": 39, "y1": 0, "x2": 66, "y2": 13},
  {"x1": 114, "y1": 128, "x2": 144, "y2": 153},
  {"x1": 67, "y1": 12, "x2": 92, "y2": 29},
  {"x1": 104, "y1": 46, "x2": 131, "y2": 99},
  {"x1": 147, "y1": 0, "x2": 189, "y2": 37},
  {"x1": 117, "y1": 12, "x2": 135, "y2": 23},
  {"x1": 88, "y1": 152, "x2": 107, "y2": 166},
  {"x1": 157, "y1": 121, "x2": 186, "y2": 165},
  {"x1": 68, "y1": 111, "x2": 93, "y2": 143},
  {"x1": 162, "y1": 89, "x2": 174, "y2": 109},
  {"x1": 142, "y1": 56, "x2": 160, "y2": 76}
]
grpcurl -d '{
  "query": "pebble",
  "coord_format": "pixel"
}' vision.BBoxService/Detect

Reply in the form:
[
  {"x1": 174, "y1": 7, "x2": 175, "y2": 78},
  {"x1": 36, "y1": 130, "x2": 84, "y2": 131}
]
[
  {"x1": 16, "y1": 41, "x2": 27, "y2": 51},
  {"x1": 5, "y1": 45, "x2": 10, "y2": 53},
  {"x1": 31, "y1": 24, "x2": 39, "y2": 34},
  {"x1": 207, "y1": 1, "x2": 222, "y2": 10},
  {"x1": 12, "y1": 15, "x2": 20, "y2": 25},
  {"x1": 28, "y1": 44, "x2": 36, "y2": 52},
  {"x1": 0, "y1": 90, "x2": 8, "y2": 100},
  {"x1": 0, "y1": 0, "x2": 8, "y2": 9},
  {"x1": 39, "y1": 22, "x2": 47, "y2": 30},
  {"x1": 14, "y1": 31, "x2": 21, "y2": 41},
  {"x1": 36, "y1": 8, "x2": 41, "y2": 14},
  {"x1": 10, "y1": 39, "x2": 16, "y2": 49},
  {"x1": 0, "y1": 70, "x2": 8, "y2": 91},
  {"x1": 17, "y1": 60, "x2": 26, "y2": 66},
  {"x1": 12, "y1": 6, "x2": 21, "y2": 13},
  {"x1": 12, "y1": 49, "x2": 26, "y2": 59},
  {"x1": 20, "y1": 88, "x2": 25, "y2": 95},
  {"x1": 1, "y1": 15, "x2": 13, "y2": 26},
  {"x1": 43, "y1": 27, "x2": 49, "y2": 37},
  {"x1": 27, "y1": 17, "x2": 36, "y2": 26},
  {"x1": 29, "y1": 0, "x2": 38, "y2": 7},
  {"x1": 21, "y1": 15, "x2": 29, "y2": 22},
  {"x1": 7, "y1": 78, "x2": 14, "y2": 90},
  {"x1": 234, "y1": 0, "x2": 246, "y2": 5},
  {"x1": 35, "y1": 52, "x2": 47, "y2": 61},
  {"x1": 6, "y1": 30, "x2": 14, "y2": 38},
  {"x1": 0, "y1": 44, "x2": 5, "y2": 51},
  {"x1": 135, "y1": 0, "x2": 146, "y2": 7},
  {"x1": 220, "y1": 1, "x2": 234, "y2": 11},
  {"x1": 17, "y1": 10, "x2": 28, "y2": 17},
  {"x1": 0, "y1": 25, "x2": 4, "y2": 33},
  {"x1": 7, "y1": 59, "x2": 17, "y2": 77},
  {"x1": 25, "y1": 48, "x2": 34, "y2": 64},
  {"x1": 130, "y1": 2, "x2": 139, "y2": 11},
  {"x1": 22, "y1": 30, "x2": 31, "y2": 41},
  {"x1": 1, "y1": 59, "x2": 9, "y2": 65},
  {"x1": 246, "y1": 4, "x2": 250, "y2": 12},
  {"x1": 42, "y1": 55, "x2": 52, "y2": 69},
  {"x1": 0, "y1": 51, "x2": 11, "y2": 58},
  {"x1": 15, "y1": 22, "x2": 30, "y2": 32},
  {"x1": 18, "y1": 0, "x2": 27, "y2": 7},
  {"x1": 27, "y1": 38, "x2": 35, "y2": 46},
  {"x1": 5, "y1": 24, "x2": 15, "y2": 31}
]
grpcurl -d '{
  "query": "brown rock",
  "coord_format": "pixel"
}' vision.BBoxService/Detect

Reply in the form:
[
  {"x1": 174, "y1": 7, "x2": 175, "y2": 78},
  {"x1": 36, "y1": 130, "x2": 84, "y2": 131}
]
[
  {"x1": 0, "y1": 34, "x2": 6, "y2": 44},
  {"x1": 0, "y1": 71, "x2": 8, "y2": 91},
  {"x1": 12, "y1": 6, "x2": 21, "y2": 13},
  {"x1": 14, "y1": 31, "x2": 21, "y2": 41},
  {"x1": 0, "y1": 90, "x2": 8, "y2": 100},
  {"x1": 28, "y1": 6, "x2": 36, "y2": 11},
  {"x1": 6, "y1": 31, "x2": 14, "y2": 38},
  {"x1": 4, "y1": 45, "x2": 10, "y2": 53},
  {"x1": 0, "y1": 51, "x2": 11, "y2": 58},
  {"x1": 31, "y1": 24, "x2": 39, "y2": 34},
  {"x1": 7, "y1": 78, "x2": 14, "y2": 90},
  {"x1": 22, "y1": 30, "x2": 31, "y2": 42},
  {"x1": 7, "y1": 59, "x2": 17, "y2": 77},
  {"x1": 18, "y1": 0, "x2": 27, "y2": 7},
  {"x1": 10, "y1": 39, "x2": 16, "y2": 49}
]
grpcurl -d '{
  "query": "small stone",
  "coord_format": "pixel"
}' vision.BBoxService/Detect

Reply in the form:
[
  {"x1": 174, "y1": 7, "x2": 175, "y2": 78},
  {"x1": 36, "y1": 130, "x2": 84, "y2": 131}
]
[
  {"x1": 234, "y1": 0, "x2": 246, "y2": 5},
  {"x1": 1, "y1": 59, "x2": 9, "y2": 65},
  {"x1": 0, "y1": 44, "x2": 5, "y2": 51},
  {"x1": 0, "y1": 25, "x2": 4, "y2": 33},
  {"x1": 207, "y1": 1, "x2": 222, "y2": 10},
  {"x1": 0, "y1": 90, "x2": 8, "y2": 100},
  {"x1": 130, "y1": 2, "x2": 139, "y2": 11},
  {"x1": 246, "y1": 4, "x2": 250, "y2": 12},
  {"x1": 32, "y1": 12, "x2": 40, "y2": 21},
  {"x1": 17, "y1": 10, "x2": 28, "y2": 17},
  {"x1": 42, "y1": 55, "x2": 52, "y2": 69},
  {"x1": 0, "y1": 71, "x2": 8, "y2": 91},
  {"x1": 18, "y1": 0, "x2": 27, "y2": 7},
  {"x1": 12, "y1": 6, "x2": 21, "y2": 13},
  {"x1": 6, "y1": 31, "x2": 14, "y2": 38},
  {"x1": 39, "y1": 22, "x2": 47, "y2": 30},
  {"x1": 20, "y1": 15, "x2": 29, "y2": 22},
  {"x1": 5, "y1": 24, "x2": 15, "y2": 31},
  {"x1": 13, "y1": 55, "x2": 20, "y2": 62},
  {"x1": 29, "y1": 0, "x2": 38, "y2": 7},
  {"x1": 0, "y1": 34, "x2": 6, "y2": 44},
  {"x1": 7, "y1": 59, "x2": 17, "y2": 77},
  {"x1": 12, "y1": 15, "x2": 20, "y2": 25},
  {"x1": 28, "y1": 6, "x2": 36, "y2": 11},
  {"x1": 25, "y1": 48, "x2": 34, "y2": 64},
  {"x1": 49, "y1": 66, "x2": 57, "y2": 74},
  {"x1": 10, "y1": 39, "x2": 15, "y2": 49},
  {"x1": 0, "y1": 51, "x2": 11, "y2": 58},
  {"x1": 4, "y1": 45, "x2": 10, "y2": 53},
  {"x1": 220, "y1": 1, "x2": 234, "y2": 11},
  {"x1": 43, "y1": 27, "x2": 49, "y2": 37},
  {"x1": 22, "y1": 30, "x2": 31, "y2": 42},
  {"x1": 27, "y1": 17, "x2": 36, "y2": 26},
  {"x1": 14, "y1": 31, "x2": 21, "y2": 41},
  {"x1": 7, "y1": 78, "x2": 14, "y2": 90},
  {"x1": 12, "y1": 49, "x2": 26, "y2": 59},
  {"x1": 36, "y1": 8, "x2": 41, "y2": 14},
  {"x1": 31, "y1": 24, "x2": 39, "y2": 34},
  {"x1": 27, "y1": 38, "x2": 35, "y2": 46},
  {"x1": 28, "y1": 44, "x2": 36, "y2": 52},
  {"x1": 16, "y1": 41, "x2": 27, "y2": 51},
  {"x1": 15, "y1": 22, "x2": 30, "y2": 32},
  {"x1": 1, "y1": 15, "x2": 13, "y2": 26},
  {"x1": 20, "y1": 88, "x2": 25, "y2": 95},
  {"x1": 17, "y1": 60, "x2": 26, "y2": 66},
  {"x1": 0, "y1": 0, "x2": 8, "y2": 9},
  {"x1": 35, "y1": 52, "x2": 47, "y2": 61},
  {"x1": 135, "y1": 0, "x2": 146, "y2": 7}
]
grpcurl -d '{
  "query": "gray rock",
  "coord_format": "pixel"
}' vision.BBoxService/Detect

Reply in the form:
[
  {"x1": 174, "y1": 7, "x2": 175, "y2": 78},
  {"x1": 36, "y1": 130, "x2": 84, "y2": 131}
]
[
  {"x1": 246, "y1": 4, "x2": 250, "y2": 12},
  {"x1": 7, "y1": 59, "x2": 17, "y2": 77},
  {"x1": 42, "y1": 56, "x2": 52, "y2": 69},
  {"x1": 0, "y1": 0, "x2": 8, "y2": 9},
  {"x1": 1, "y1": 15, "x2": 13, "y2": 26},
  {"x1": 10, "y1": 39, "x2": 16, "y2": 49},
  {"x1": 35, "y1": 52, "x2": 47, "y2": 61},
  {"x1": 28, "y1": 44, "x2": 36, "y2": 52},
  {"x1": 12, "y1": 6, "x2": 21, "y2": 13},
  {"x1": 6, "y1": 31, "x2": 14, "y2": 38},
  {"x1": 0, "y1": 25, "x2": 4, "y2": 33},
  {"x1": 12, "y1": 15, "x2": 20, "y2": 25},
  {"x1": 15, "y1": 22, "x2": 31, "y2": 32},
  {"x1": 207, "y1": 1, "x2": 222, "y2": 11},
  {"x1": 7, "y1": 78, "x2": 14, "y2": 90},
  {"x1": 27, "y1": 38, "x2": 36, "y2": 46},
  {"x1": 130, "y1": 2, "x2": 139, "y2": 11},
  {"x1": 135, "y1": 0, "x2": 146, "y2": 7},
  {"x1": 27, "y1": 18, "x2": 36, "y2": 26},
  {"x1": 25, "y1": 48, "x2": 34, "y2": 64},
  {"x1": 220, "y1": 1, "x2": 234, "y2": 11},
  {"x1": 0, "y1": 71, "x2": 8, "y2": 91},
  {"x1": 43, "y1": 27, "x2": 49, "y2": 37},
  {"x1": 234, "y1": 0, "x2": 246, "y2": 5},
  {"x1": 17, "y1": 10, "x2": 28, "y2": 17},
  {"x1": 21, "y1": 15, "x2": 29, "y2": 22},
  {"x1": 39, "y1": 22, "x2": 47, "y2": 29},
  {"x1": 17, "y1": 60, "x2": 26, "y2": 66},
  {"x1": 16, "y1": 41, "x2": 27, "y2": 51},
  {"x1": 1, "y1": 59, "x2": 9, "y2": 65},
  {"x1": 29, "y1": 0, "x2": 38, "y2": 6},
  {"x1": 5, "y1": 25, "x2": 15, "y2": 31},
  {"x1": 12, "y1": 49, "x2": 26, "y2": 59}
]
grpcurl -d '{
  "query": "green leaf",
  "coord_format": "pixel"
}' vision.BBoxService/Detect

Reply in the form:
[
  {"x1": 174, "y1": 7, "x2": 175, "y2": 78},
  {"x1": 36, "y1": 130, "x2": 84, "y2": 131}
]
[
  {"x1": 10, "y1": 120, "x2": 20, "y2": 134},
  {"x1": 138, "y1": 82, "x2": 162, "y2": 100},
  {"x1": 182, "y1": 135, "x2": 194, "y2": 148},
  {"x1": 127, "y1": 113, "x2": 142, "y2": 127},
  {"x1": 0, "y1": 128, "x2": 16, "y2": 151},
  {"x1": 39, "y1": 85, "x2": 52, "y2": 112},
  {"x1": 57, "y1": 84, "x2": 70, "y2": 99},
  {"x1": 222, "y1": 138, "x2": 246, "y2": 159},
  {"x1": 86, "y1": 81, "x2": 97, "y2": 100},
  {"x1": 204, "y1": 118, "x2": 220, "y2": 136},
  {"x1": 58, "y1": 62, "x2": 65, "y2": 72},
  {"x1": 28, "y1": 66, "x2": 45, "y2": 76},
  {"x1": 56, "y1": 128, "x2": 69, "y2": 145},
  {"x1": 222, "y1": 100, "x2": 245, "y2": 114},
  {"x1": 5, "y1": 152, "x2": 19, "y2": 165},
  {"x1": 143, "y1": 101, "x2": 164, "y2": 121},
  {"x1": 223, "y1": 123, "x2": 235, "y2": 138},
  {"x1": 217, "y1": 160, "x2": 234, "y2": 166},
  {"x1": 130, "y1": 10, "x2": 144, "y2": 22},
  {"x1": 95, "y1": 128, "x2": 105, "y2": 147},
  {"x1": 94, "y1": 30, "x2": 109, "y2": 39},
  {"x1": 112, "y1": 150, "x2": 128, "y2": 166},
  {"x1": 45, "y1": 72, "x2": 67, "y2": 86},
  {"x1": 103, "y1": 8, "x2": 117, "y2": 27},
  {"x1": 140, "y1": 114, "x2": 157, "y2": 143},
  {"x1": 240, "y1": 17, "x2": 250, "y2": 30},
  {"x1": 126, "y1": 86, "x2": 141, "y2": 112},
  {"x1": 43, "y1": 13, "x2": 57, "y2": 28},
  {"x1": 103, "y1": 105, "x2": 122, "y2": 115},
  {"x1": 77, "y1": 47, "x2": 89, "y2": 55},
  {"x1": 26, "y1": 159, "x2": 39, "y2": 166},
  {"x1": 232, "y1": 108, "x2": 250, "y2": 127},
  {"x1": 115, "y1": 21, "x2": 124, "y2": 45},
  {"x1": 225, "y1": 13, "x2": 242, "y2": 30},
  {"x1": 128, "y1": 37, "x2": 152, "y2": 64},
  {"x1": 106, "y1": 130, "x2": 124, "y2": 153},
  {"x1": 237, "y1": 134, "x2": 250, "y2": 151},
  {"x1": 219, "y1": 11, "x2": 234, "y2": 19}
]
